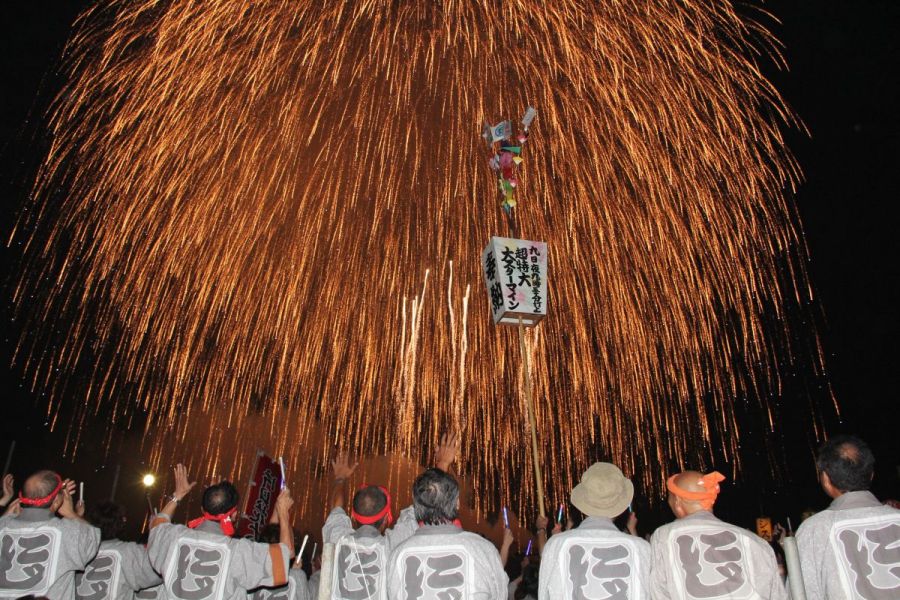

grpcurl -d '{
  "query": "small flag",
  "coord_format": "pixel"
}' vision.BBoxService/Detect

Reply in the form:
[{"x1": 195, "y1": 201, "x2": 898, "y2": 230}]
[
  {"x1": 521, "y1": 106, "x2": 537, "y2": 128},
  {"x1": 490, "y1": 121, "x2": 512, "y2": 142}
]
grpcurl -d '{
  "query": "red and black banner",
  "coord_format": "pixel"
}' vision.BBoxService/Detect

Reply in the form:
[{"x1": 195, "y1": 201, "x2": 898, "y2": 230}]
[{"x1": 238, "y1": 451, "x2": 282, "y2": 539}]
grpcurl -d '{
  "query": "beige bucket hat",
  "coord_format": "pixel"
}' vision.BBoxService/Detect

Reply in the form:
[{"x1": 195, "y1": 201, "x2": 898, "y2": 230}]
[{"x1": 570, "y1": 462, "x2": 634, "y2": 518}]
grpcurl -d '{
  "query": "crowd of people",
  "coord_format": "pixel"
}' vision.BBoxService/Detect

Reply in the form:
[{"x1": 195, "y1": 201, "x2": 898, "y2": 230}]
[{"x1": 0, "y1": 433, "x2": 897, "y2": 599}]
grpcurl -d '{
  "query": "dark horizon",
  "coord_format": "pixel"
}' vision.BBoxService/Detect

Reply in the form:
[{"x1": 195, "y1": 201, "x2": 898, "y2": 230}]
[{"x1": 1, "y1": 1, "x2": 897, "y2": 538}]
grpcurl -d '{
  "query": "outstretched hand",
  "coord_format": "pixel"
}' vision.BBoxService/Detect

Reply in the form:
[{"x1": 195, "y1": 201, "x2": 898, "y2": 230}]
[
  {"x1": 275, "y1": 487, "x2": 294, "y2": 515},
  {"x1": 1, "y1": 474, "x2": 14, "y2": 505},
  {"x1": 2, "y1": 498, "x2": 21, "y2": 517},
  {"x1": 626, "y1": 511, "x2": 638, "y2": 536},
  {"x1": 331, "y1": 454, "x2": 358, "y2": 481},
  {"x1": 173, "y1": 464, "x2": 196, "y2": 500},
  {"x1": 434, "y1": 432, "x2": 461, "y2": 471},
  {"x1": 58, "y1": 479, "x2": 78, "y2": 519},
  {"x1": 501, "y1": 527, "x2": 514, "y2": 548}
]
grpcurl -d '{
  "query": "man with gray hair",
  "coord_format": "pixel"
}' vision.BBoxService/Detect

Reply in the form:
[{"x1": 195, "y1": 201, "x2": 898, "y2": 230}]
[
  {"x1": 796, "y1": 434, "x2": 900, "y2": 599},
  {"x1": 386, "y1": 447, "x2": 507, "y2": 599},
  {"x1": 539, "y1": 462, "x2": 650, "y2": 599},
  {"x1": 0, "y1": 470, "x2": 100, "y2": 599}
]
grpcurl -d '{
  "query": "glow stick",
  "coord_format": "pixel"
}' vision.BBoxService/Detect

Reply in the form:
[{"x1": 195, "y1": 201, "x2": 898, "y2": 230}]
[
  {"x1": 786, "y1": 517, "x2": 793, "y2": 536},
  {"x1": 502, "y1": 506, "x2": 509, "y2": 528},
  {"x1": 279, "y1": 456, "x2": 286, "y2": 490},
  {"x1": 557, "y1": 503, "x2": 564, "y2": 523},
  {"x1": 311, "y1": 542, "x2": 317, "y2": 561},
  {"x1": 628, "y1": 503, "x2": 633, "y2": 513},
  {"x1": 79, "y1": 482, "x2": 84, "y2": 503},
  {"x1": 525, "y1": 539, "x2": 533, "y2": 556},
  {"x1": 294, "y1": 534, "x2": 309, "y2": 566}
]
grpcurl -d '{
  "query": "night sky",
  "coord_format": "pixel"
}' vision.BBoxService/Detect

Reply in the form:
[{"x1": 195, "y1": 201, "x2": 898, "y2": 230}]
[{"x1": 1, "y1": 1, "x2": 897, "y2": 535}]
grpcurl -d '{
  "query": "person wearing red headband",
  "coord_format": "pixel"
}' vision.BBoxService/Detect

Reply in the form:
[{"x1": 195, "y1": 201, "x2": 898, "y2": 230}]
[
  {"x1": 320, "y1": 435, "x2": 435, "y2": 600},
  {"x1": 147, "y1": 463, "x2": 294, "y2": 600},
  {"x1": 386, "y1": 433, "x2": 508, "y2": 600},
  {"x1": 649, "y1": 470, "x2": 787, "y2": 600},
  {"x1": 0, "y1": 470, "x2": 100, "y2": 599},
  {"x1": 796, "y1": 435, "x2": 900, "y2": 599}
]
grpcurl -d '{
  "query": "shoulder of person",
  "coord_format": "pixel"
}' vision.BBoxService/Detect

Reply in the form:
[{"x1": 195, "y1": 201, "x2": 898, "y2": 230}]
[
  {"x1": 462, "y1": 531, "x2": 501, "y2": 552},
  {"x1": 59, "y1": 516, "x2": 100, "y2": 535},
  {"x1": 649, "y1": 520, "x2": 674, "y2": 541}
]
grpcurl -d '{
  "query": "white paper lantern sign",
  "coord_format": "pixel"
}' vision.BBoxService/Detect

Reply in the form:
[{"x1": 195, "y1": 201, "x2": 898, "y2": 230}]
[{"x1": 482, "y1": 236, "x2": 548, "y2": 326}]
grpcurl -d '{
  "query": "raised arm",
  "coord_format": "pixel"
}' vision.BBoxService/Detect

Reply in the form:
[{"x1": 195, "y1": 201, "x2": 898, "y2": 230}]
[
  {"x1": 275, "y1": 488, "x2": 295, "y2": 556},
  {"x1": 499, "y1": 527, "x2": 514, "y2": 567},
  {"x1": 535, "y1": 514, "x2": 549, "y2": 555},
  {"x1": 156, "y1": 464, "x2": 196, "y2": 524},
  {"x1": 434, "y1": 432, "x2": 461, "y2": 472},
  {"x1": 0, "y1": 474, "x2": 14, "y2": 508},
  {"x1": 330, "y1": 454, "x2": 358, "y2": 510},
  {"x1": 58, "y1": 479, "x2": 89, "y2": 524}
]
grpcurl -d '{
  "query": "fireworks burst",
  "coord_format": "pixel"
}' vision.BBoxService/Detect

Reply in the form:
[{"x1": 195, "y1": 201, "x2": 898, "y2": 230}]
[{"x1": 13, "y1": 0, "x2": 829, "y2": 516}]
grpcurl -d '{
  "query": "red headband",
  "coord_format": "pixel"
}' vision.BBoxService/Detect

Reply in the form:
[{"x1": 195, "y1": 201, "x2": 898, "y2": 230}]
[
  {"x1": 351, "y1": 484, "x2": 394, "y2": 526},
  {"x1": 188, "y1": 507, "x2": 238, "y2": 536},
  {"x1": 19, "y1": 473, "x2": 64, "y2": 506}
]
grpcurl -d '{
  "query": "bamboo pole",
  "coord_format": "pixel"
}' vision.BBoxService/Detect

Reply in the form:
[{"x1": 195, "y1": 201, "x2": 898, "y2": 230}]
[{"x1": 518, "y1": 317, "x2": 545, "y2": 517}]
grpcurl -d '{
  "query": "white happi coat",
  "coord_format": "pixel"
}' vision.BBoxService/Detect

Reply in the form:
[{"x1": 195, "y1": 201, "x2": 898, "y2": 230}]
[
  {"x1": 796, "y1": 490, "x2": 900, "y2": 599},
  {"x1": 0, "y1": 506, "x2": 100, "y2": 600},
  {"x1": 386, "y1": 524, "x2": 508, "y2": 600},
  {"x1": 248, "y1": 568, "x2": 310, "y2": 600},
  {"x1": 649, "y1": 511, "x2": 787, "y2": 600},
  {"x1": 538, "y1": 516, "x2": 650, "y2": 600},
  {"x1": 307, "y1": 571, "x2": 319, "y2": 599},
  {"x1": 76, "y1": 539, "x2": 163, "y2": 600},
  {"x1": 322, "y1": 505, "x2": 417, "y2": 599},
  {"x1": 135, "y1": 583, "x2": 168, "y2": 599},
  {"x1": 148, "y1": 514, "x2": 290, "y2": 600}
]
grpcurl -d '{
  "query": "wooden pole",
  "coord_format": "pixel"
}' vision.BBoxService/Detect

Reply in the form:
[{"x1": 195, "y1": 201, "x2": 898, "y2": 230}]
[{"x1": 518, "y1": 317, "x2": 546, "y2": 517}]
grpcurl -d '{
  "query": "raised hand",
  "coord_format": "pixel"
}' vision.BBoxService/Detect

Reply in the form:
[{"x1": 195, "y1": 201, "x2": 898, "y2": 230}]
[
  {"x1": 0, "y1": 474, "x2": 14, "y2": 506},
  {"x1": 173, "y1": 464, "x2": 196, "y2": 500},
  {"x1": 626, "y1": 511, "x2": 638, "y2": 536},
  {"x1": 275, "y1": 487, "x2": 294, "y2": 515},
  {"x1": 2, "y1": 498, "x2": 21, "y2": 517},
  {"x1": 58, "y1": 482, "x2": 77, "y2": 519},
  {"x1": 331, "y1": 454, "x2": 358, "y2": 481},
  {"x1": 434, "y1": 432, "x2": 461, "y2": 471},
  {"x1": 502, "y1": 527, "x2": 514, "y2": 548},
  {"x1": 551, "y1": 521, "x2": 563, "y2": 535}
]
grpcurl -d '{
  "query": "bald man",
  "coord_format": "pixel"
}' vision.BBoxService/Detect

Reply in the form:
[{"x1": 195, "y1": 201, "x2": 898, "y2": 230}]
[
  {"x1": 649, "y1": 470, "x2": 786, "y2": 600},
  {"x1": 0, "y1": 470, "x2": 100, "y2": 599},
  {"x1": 796, "y1": 435, "x2": 900, "y2": 599}
]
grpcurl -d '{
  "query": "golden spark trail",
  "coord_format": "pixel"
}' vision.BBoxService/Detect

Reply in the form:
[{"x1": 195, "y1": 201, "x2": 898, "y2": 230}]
[{"x1": 12, "y1": 0, "x2": 831, "y2": 515}]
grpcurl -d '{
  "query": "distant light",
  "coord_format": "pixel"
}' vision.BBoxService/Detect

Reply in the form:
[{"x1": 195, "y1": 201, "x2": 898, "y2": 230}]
[{"x1": 142, "y1": 474, "x2": 156, "y2": 487}]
